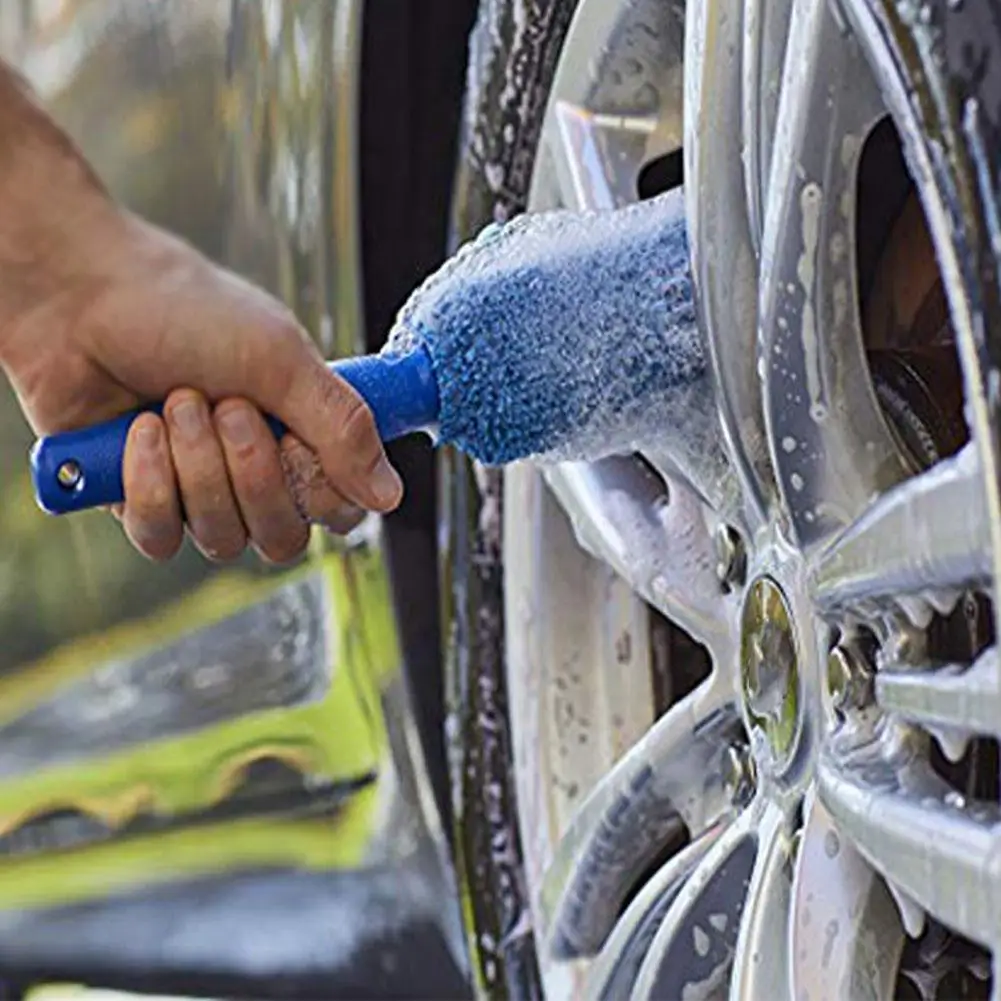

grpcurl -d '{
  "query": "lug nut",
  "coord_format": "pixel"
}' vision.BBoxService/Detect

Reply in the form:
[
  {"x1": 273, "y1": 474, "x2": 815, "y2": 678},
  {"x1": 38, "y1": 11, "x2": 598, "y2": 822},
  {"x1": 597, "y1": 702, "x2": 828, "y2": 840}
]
[
  {"x1": 827, "y1": 644, "x2": 872, "y2": 711},
  {"x1": 714, "y1": 524, "x2": 746, "y2": 591},
  {"x1": 722, "y1": 742, "x2": 756, "y2": 806}
]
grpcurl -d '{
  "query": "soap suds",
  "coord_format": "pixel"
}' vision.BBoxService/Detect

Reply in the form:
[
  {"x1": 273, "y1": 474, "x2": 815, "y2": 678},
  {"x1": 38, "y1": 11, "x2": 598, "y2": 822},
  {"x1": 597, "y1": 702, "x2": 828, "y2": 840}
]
[
  {"x1": 385, "y1": 188, "x2": 705, "y2": 466},
  {"x1": 797, "y1": 182, "x2": 825, "y2": 423}
]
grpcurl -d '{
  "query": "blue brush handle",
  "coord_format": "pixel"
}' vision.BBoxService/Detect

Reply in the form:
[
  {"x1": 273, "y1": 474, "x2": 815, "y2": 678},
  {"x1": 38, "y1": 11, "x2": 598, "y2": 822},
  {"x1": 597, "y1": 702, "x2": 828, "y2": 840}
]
[{"x1": 30, "y1": 345, "x2": 439, "y2": 515}]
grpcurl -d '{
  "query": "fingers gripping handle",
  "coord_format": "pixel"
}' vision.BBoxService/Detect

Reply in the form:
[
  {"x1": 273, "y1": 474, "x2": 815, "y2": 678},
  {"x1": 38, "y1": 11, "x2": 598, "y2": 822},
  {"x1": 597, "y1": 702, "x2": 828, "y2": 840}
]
[{"x1": 30, "y1": 346, "x2": 440, "y2": 515}]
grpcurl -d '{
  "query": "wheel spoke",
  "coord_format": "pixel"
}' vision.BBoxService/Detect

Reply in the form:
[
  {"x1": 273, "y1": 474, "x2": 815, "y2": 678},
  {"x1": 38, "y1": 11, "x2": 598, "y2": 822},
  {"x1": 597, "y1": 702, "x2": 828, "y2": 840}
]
[
  {"x1": 631, "y1": 803, "x2": 760, "y2": 1000},
  {"x1": 531, "y1": 0, "x2": 685, "y2": 214},
  {"x1": 516, "y1": 0, "x2": 1001, "y2": 994},
  {"x1": 810, "y1": 446, "x2": 992, "y2": 612},
  {"x1": 727, "y1": 802, "x2": 793, "y2": 1001},
  {"x1": 504, "y1": 463, "x2": 658, "y2": 941},
  {"x1": 685, "y1": 0, "x2": 773, "y2": 526},
  {"x1": 549, "y1": 103, "x2": 657, "y2": 211},
  {"x1": 817, "y1": 740, "x2": 1001, "y2": 947},
  {"x1": 541, "y1": 678, "x2": 741, "y2": 959},
  {"x1": 789, "y1": 792, "x2": 905, "y2": 1001},
  {"x1": 741, "y1": 0, "x2": 794, "y2": 251},
  {"x1": 535, "y1": 0, "x2": 738, "y2": 545},
  {"x1": 759, "y1": 0, "x2": 910, "y2": 546},
  {"x1": 585, "y1": 824, "x2": 726, "y2": 1001},
  {"x1": 876, "y1": 646, "x2": 1001, "y2": 738},
  {"x1": 545, "y1": 458, "x2": 737, "y2": 663},
  {"x1": 640, "y1": 382, "x2": 744, "y2": 523}
]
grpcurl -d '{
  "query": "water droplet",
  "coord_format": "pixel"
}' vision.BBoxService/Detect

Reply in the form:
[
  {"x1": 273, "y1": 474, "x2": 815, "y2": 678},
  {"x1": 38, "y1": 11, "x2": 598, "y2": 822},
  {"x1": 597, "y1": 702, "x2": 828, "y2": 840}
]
[
  {"x1": 693, "y1": 924, "x2": 710, "y2": 957},
  {"x1": 824, "y1": 830, "x2": 840, "y2": 858},
  {"x1": 782, "y1": 436, "x2": 797, "y2": 453},
  {"x1": 829, "y1": 231, "x2": 847, "y2": 263}
]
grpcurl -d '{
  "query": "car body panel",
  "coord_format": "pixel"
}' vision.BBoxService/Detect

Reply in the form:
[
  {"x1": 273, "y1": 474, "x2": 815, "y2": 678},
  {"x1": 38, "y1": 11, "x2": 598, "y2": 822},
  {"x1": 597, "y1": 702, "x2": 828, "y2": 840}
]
[{"x1": 0, "y1": 3, "x2": 466, "y2": 994}]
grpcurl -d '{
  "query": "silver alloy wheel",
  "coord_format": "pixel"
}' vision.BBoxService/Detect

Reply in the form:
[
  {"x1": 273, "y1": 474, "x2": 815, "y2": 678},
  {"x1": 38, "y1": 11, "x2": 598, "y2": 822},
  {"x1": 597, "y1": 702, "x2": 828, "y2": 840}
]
[{"x1": 504, "y1": 0, "x2": 1001, "y2": 998}]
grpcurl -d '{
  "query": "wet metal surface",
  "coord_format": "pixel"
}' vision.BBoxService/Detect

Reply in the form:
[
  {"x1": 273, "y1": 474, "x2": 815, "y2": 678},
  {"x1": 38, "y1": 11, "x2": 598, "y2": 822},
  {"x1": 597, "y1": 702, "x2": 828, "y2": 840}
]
[
  {"x1": 542, "y1": 691, "x2": 740, "y2": 959},
  {"x1": 492, "y1": 0, "x2": 1001, "y2": 996}
]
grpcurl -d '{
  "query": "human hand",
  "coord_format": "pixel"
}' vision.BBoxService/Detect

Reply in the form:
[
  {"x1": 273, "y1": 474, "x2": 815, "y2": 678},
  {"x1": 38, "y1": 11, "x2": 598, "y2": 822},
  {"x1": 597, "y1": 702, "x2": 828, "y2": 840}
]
[{"x1": 0, "y1": 70, "x2": 402, "y2": 562}]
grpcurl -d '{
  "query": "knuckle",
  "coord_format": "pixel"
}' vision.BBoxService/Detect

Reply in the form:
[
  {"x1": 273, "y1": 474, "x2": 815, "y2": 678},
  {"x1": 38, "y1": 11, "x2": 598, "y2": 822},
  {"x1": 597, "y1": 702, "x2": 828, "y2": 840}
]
[
  {"x1": 213, "y1": 397, "x2": 245, "y2": 421},
  {"x1": 221, "y1": 419, "x2": 284, "y2": 504},
  {"x1": 215, "y1": 400, "x2": 277, "y2": 470},
  {"x1": 249, "y1": 294, "x2": 300, "y2": 339},
  {"x1": 240, "y1": 314, "x2": 311, "y2": 397},
  {"x1": 235, "y1": 457, "x2": 283, "y2": 506},
  {"x1": 270, "y1": 311, "x2": 306, "y2": 346},
  {"x1": 164, "y1": 386, "x2": 203, "y2": 413},
  {"x1": 165, "y1": 394, "x2": 212, "y2": 444}
]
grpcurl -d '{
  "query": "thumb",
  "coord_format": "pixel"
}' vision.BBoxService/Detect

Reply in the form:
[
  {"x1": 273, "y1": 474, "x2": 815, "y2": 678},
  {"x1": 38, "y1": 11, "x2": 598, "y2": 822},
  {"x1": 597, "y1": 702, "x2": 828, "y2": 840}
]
[
  {"x1": 265, "y1": 343, "x2": 404, "y2": 513},
  {"x1": 191, "y1": 300, "x2": 403, "y2": 513}
]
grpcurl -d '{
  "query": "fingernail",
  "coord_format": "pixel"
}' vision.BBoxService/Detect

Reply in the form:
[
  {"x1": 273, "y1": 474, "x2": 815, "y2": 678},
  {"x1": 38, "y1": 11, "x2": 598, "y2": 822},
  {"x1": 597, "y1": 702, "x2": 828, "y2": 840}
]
[
  {"x1": 370, "y1": 456, "x2": 403, "y2": 506},
  {"x1": 169, "y1": 398, "x2": 205, "y2": 441},
  {"x1": 135, "y1": 421, "x2": 161, "y2": 450},
  {"x1": 218, "y1": 406, "x2": 255, "y2": 447}
]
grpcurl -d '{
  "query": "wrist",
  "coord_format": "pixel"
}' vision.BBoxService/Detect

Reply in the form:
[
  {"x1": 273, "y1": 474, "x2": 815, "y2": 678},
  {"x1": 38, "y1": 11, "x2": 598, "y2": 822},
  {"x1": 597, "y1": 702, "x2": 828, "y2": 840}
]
[{"x1": 0, "y1": 65, "x2": 118, "y2": 360}]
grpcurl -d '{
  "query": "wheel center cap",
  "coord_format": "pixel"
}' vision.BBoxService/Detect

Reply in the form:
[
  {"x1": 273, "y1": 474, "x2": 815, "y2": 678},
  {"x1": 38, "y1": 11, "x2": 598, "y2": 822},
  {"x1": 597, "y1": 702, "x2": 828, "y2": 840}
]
[{"x1": 740, "y1": 576, "x2": 800, "y2": 765}]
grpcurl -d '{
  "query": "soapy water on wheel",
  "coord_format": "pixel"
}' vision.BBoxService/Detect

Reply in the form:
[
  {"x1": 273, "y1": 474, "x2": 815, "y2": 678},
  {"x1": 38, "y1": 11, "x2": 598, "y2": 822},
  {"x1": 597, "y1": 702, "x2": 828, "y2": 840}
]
[{"x1": 386, "y1": 188, "x2": 711, "y2": 469}]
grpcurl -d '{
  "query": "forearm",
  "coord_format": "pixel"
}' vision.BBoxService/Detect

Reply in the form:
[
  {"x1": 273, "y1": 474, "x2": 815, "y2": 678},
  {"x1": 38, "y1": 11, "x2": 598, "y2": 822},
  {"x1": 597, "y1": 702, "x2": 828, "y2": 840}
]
[{"x1": 0, "y1": 61, "x2": 118, "y2": 349}]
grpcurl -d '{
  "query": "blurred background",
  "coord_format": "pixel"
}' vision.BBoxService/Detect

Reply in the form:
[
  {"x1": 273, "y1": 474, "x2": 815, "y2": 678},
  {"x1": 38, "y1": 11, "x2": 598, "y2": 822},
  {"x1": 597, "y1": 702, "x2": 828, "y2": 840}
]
[{"x1": 0, "y1": 1, "x2": 479, "y2": 997}]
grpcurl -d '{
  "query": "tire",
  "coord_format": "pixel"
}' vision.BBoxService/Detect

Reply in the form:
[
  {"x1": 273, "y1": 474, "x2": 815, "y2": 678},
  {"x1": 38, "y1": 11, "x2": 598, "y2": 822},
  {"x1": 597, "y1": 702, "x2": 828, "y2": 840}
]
[
  {"x1": 358, "y1": 0, "x2": 480, "y2": 847},
  {"x1": 446, "y1": 0, "x2": 1001, "y2": 998}
]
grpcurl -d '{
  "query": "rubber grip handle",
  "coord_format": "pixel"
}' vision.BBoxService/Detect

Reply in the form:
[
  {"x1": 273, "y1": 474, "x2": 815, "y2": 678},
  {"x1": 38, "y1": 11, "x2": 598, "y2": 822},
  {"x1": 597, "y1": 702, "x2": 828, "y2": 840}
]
[{"x1": 30, "y1": 345, "x2": 439, "y2": 515}]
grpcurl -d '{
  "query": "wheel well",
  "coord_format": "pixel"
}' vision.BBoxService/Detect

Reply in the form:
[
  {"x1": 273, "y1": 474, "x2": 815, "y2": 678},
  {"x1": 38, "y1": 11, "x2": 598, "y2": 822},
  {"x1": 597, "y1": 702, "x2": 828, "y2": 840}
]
[{"x1": 358, "y1": 0, "x2": 481, "y2": 840}]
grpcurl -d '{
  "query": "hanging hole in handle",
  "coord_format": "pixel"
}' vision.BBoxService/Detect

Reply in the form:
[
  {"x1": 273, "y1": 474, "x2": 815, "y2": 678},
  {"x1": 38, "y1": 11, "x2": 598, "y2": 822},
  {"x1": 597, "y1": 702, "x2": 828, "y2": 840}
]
[{"x1": 56, "y1": 460, "x2": 85, "y2": 493}]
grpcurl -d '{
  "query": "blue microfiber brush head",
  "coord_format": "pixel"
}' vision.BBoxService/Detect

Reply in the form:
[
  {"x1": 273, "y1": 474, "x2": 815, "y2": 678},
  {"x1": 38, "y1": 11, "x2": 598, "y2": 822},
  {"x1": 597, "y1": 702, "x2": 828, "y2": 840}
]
[{"x1": 385, "y1": 188, "x2": 705, "y2": 466}]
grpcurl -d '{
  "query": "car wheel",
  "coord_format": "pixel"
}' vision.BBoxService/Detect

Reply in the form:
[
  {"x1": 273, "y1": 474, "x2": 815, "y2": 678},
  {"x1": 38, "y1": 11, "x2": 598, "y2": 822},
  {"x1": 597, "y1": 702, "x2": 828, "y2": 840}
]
[{"x1": 495, "y1": 0, "x2": 1001, "y2": 998}]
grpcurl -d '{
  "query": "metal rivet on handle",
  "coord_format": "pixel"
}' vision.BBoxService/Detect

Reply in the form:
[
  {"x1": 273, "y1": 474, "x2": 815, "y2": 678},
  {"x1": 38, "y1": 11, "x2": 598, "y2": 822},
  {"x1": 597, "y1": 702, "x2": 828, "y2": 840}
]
[{"x1": 56, "y1": 460, "x2": 83, "y2": 491}]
